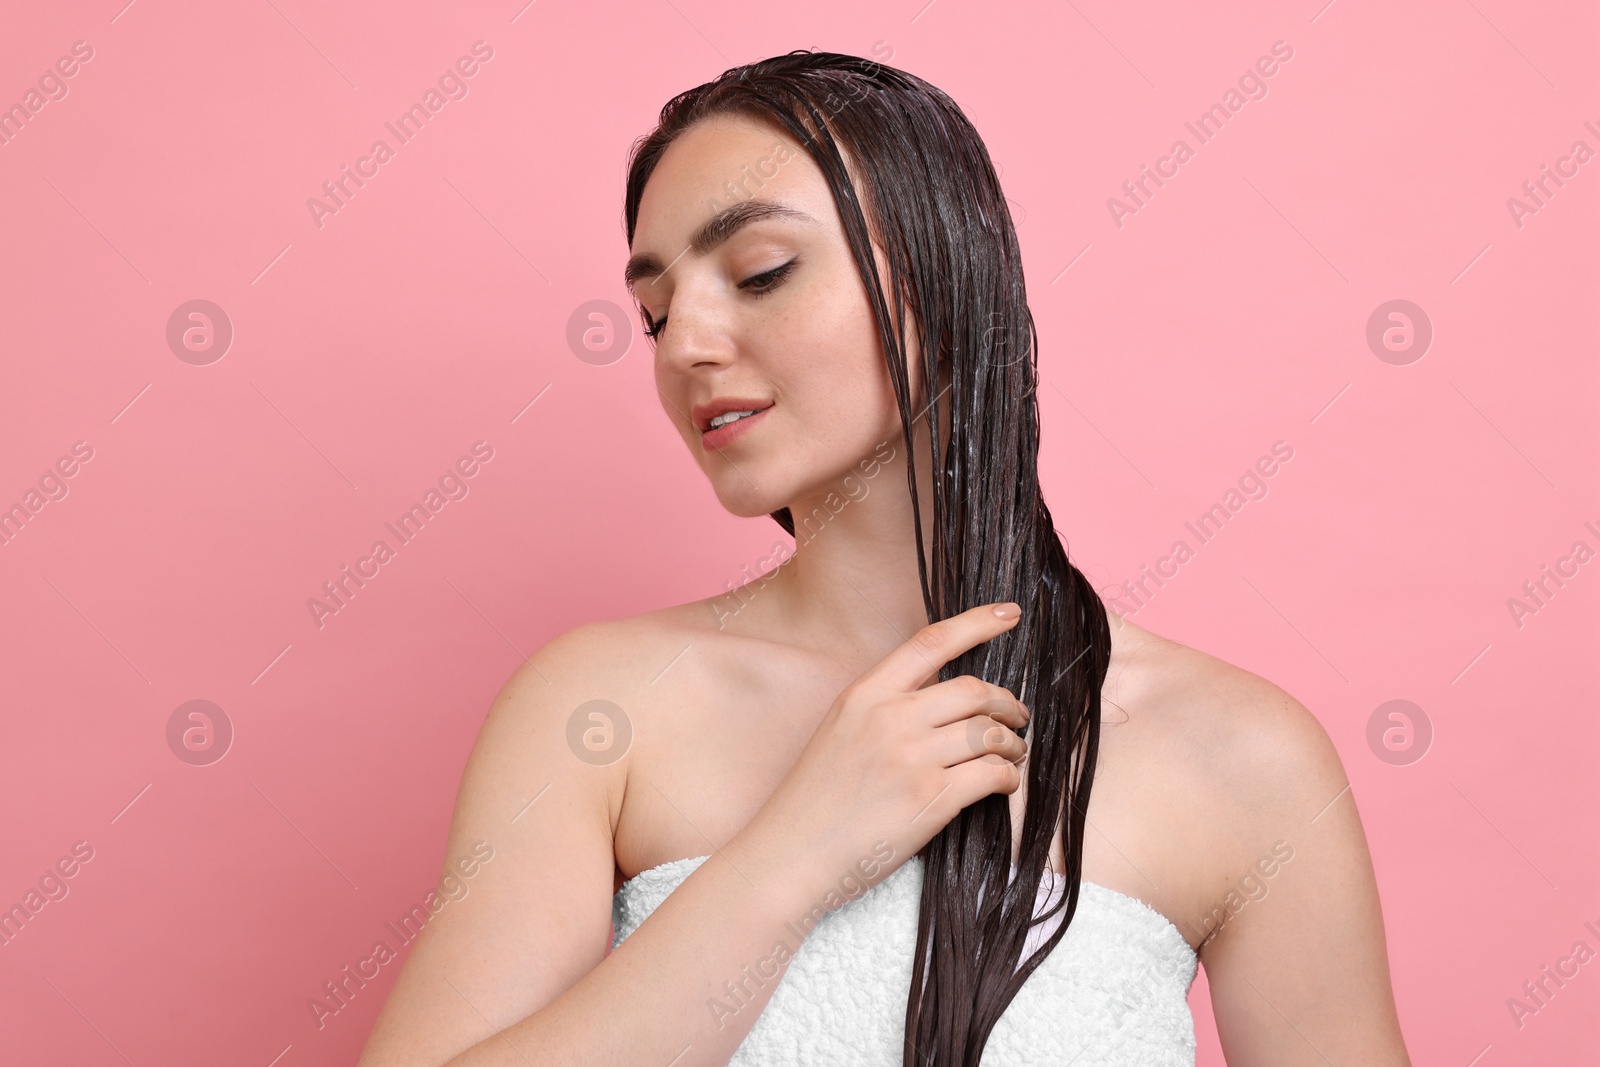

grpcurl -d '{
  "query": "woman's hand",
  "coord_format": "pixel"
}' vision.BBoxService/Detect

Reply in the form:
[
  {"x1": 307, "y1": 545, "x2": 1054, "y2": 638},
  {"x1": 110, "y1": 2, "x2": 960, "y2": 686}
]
[{"x1": 734, "y1": 602, "x2": 1030, "y2": 910}]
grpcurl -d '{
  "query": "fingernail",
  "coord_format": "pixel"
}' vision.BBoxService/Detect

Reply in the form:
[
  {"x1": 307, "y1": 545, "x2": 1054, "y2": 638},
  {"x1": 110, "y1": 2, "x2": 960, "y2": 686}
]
[{"x1": 993, "y1": 603, "x2": 1020, "y2": 618}]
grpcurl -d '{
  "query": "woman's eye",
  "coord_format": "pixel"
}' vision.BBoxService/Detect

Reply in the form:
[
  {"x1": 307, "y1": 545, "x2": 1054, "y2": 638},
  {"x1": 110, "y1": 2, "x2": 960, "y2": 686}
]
[
  {"x1": 740, "y1": 259, "x2": 797, "y2": 294},
  {"x1": 641, "y1": 260, "x2": 796, "y2": 339}
]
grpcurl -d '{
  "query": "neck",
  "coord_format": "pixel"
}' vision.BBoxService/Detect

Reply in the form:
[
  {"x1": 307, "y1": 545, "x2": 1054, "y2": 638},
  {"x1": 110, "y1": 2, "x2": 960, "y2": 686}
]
[{"x1": 750, "y1": 421, "x2": 939, "y2": 665}]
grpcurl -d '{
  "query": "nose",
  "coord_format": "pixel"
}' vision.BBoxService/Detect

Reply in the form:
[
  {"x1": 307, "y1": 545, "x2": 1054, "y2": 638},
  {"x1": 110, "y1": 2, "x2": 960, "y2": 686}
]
[{"x1": 651, "y1": 283, "x2": 736, "y2": 374}]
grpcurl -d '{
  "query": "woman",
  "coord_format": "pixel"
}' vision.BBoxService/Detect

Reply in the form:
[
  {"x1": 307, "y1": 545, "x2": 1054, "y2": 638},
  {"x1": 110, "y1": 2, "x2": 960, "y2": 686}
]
[{"x1": 357, "y1": 51, "x2": 1411, "y2": 1066}]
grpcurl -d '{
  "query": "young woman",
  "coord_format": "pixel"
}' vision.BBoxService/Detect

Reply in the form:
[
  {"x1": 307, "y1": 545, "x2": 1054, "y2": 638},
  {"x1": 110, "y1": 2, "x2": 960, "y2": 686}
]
[{"x1": 357, "y1": 52, "x2": 1412, "y2": 1067}]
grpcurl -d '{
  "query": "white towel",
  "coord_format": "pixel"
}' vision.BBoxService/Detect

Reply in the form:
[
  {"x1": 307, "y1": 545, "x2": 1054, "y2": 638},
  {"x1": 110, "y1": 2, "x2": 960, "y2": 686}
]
[{"x1": 613, "y1": 853, "x2": 1199, "y2": 1065}]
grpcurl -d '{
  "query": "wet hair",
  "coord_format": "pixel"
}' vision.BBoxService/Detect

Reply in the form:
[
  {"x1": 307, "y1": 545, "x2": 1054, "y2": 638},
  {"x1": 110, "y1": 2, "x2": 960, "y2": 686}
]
[{"x1": 622, "y1": 50, "x2": 1112, "y2": 1066}]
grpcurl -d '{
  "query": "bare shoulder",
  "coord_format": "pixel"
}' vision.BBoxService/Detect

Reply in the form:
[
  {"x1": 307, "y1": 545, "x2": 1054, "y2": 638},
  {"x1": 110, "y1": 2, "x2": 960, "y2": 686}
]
[
  {"x1": 490, "y1": 601, "x2": 716, "y2": 798},
  {"x1": 1093, "y1": 618, "x2": 1358, "y2": 942},
  {"x1": 354, "y1": 602, "x2": 727, "y2": 1067},
  {"x1": 501, "y1": 605, "x2": 702, "y2": 700},
  {"x1": 1110, "y1": 622, "x2": 1411, "y2": 1062},
  {"x1": 497, "y1": 598, "x2": 725, "y2": 718},
  {"x1": 1108, "y1": 616, "x2": 1348, "y2": 828}
]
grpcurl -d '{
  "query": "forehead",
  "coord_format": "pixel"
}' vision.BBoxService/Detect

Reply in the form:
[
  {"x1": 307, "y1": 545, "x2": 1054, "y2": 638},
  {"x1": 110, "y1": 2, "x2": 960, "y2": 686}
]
[{"x1": 632, "y1": 113, "x2": 830, "y2": 243}]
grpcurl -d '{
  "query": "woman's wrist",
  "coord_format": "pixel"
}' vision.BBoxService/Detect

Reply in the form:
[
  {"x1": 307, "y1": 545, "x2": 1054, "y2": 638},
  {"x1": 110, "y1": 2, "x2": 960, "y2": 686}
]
[
  {"x1": 726, "y1": 815, "x2": 904, "y2": 929},
  {"x1": 718, "y1": 821, "x2": 817, "y2": 919}
]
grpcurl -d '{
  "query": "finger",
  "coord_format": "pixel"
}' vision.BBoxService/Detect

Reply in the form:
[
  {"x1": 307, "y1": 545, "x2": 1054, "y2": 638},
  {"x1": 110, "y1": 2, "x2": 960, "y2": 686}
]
[
  {"x1": 911, "y1": 675, "x2": 1029, "y2": 730},
  {"x1": 934, "y1": 717, "x2": 1029, "y2": 768},
  {"x1": 941, "y1": 753, "x2": 1027, "y2": 810},
  {"x1": 866, "y1": 602, "x2": 1022, "y2": 693}
]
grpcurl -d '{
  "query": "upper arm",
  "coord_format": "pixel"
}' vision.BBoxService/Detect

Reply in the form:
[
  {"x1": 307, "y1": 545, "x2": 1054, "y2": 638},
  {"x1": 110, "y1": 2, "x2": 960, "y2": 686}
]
[
  {"x1": 356, "y1": 624, "x2": 625, "y2": 1067},
  {"x1": 1199, "y1": 683, "x2": 1413, "y2": 1066}
]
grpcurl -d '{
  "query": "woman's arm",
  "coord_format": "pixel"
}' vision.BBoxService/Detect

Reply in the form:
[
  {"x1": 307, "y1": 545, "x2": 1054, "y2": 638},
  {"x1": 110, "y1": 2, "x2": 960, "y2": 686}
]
[
  {"x1": 1200, "y1": 684, "x2": 1413, "y2": 1066},
  {"x1": 353, "y1": 623, "x2": 823, "y2": 1067}
]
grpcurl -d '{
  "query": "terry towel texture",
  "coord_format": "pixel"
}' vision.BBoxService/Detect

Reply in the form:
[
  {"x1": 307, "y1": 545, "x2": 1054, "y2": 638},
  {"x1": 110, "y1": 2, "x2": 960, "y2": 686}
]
[{"x1": 612, "y1": 854, "x2": 1199, "y2": 1065}]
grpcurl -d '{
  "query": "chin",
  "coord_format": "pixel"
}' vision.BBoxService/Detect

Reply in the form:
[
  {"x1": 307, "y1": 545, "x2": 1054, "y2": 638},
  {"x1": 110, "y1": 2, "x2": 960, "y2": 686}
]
[
  {"x1": 705, "y1": 479, "x2": 789, "y2": 520},
  {"x1": 715, "y1": 494, "x2": 786, "y2": 520}
]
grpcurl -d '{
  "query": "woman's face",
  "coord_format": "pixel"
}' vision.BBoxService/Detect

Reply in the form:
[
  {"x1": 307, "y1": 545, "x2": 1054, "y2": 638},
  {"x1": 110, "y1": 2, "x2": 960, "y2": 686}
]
[{"x1": 627, "y1": 112, "x2": 921, "y2": 519}]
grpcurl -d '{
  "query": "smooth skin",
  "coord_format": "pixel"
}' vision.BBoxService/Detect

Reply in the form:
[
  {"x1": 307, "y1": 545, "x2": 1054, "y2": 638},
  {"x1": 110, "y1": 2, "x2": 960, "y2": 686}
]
[{"x1": 355, "y1": 113, "x2": 1412, "y2": 1066}]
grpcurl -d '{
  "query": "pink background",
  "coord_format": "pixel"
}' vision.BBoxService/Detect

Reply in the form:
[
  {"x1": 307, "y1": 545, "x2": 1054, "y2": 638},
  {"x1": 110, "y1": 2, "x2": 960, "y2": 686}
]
[{"x1": 1, "y1": 0, "x2": 1596, "y2": 1064}]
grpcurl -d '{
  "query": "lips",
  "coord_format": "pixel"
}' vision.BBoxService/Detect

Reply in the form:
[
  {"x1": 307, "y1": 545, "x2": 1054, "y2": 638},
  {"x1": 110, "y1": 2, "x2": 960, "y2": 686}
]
[
  {"x1": 691, "y1": 396, "x2": 775, "y2": 433},
  {"x1": 696, "y1": 402, "x2": 773, "y2": 451}
]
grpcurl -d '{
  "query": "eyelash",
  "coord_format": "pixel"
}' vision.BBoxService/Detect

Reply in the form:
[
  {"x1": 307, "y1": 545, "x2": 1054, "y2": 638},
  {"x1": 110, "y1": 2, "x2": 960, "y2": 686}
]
[{"x1": 642, "y1": 260, "x2": 798, "y2": 339}]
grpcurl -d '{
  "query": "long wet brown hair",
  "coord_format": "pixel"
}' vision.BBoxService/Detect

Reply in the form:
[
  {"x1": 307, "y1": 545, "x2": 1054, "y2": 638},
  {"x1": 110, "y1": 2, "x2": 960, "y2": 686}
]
[{"x1": 621, "y1": 50, "x2": 1111, "y2": 1066}]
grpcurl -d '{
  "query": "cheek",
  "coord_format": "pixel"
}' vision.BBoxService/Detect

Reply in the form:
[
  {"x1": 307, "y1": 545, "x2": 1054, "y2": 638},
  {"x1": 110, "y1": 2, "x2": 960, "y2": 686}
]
[
  {"x1": 801, "y1": 354, "x2": 902, "y2": 457},
  {"x1": 653, "y1": 357, "x2": 692, "y2": 438}
]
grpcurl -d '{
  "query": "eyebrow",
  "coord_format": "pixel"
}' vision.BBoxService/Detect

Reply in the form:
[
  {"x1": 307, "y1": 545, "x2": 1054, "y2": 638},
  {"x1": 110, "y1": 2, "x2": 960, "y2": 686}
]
[{"x1": 625, "y1": 199, "x2": 817, "y2": 291}]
